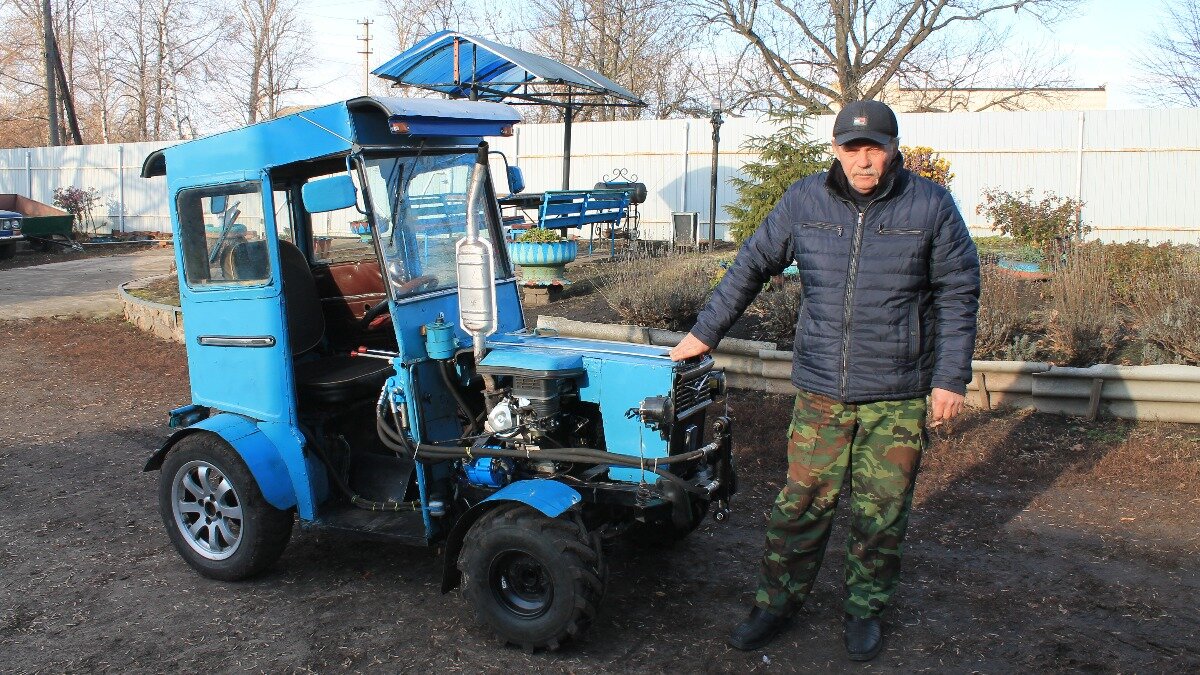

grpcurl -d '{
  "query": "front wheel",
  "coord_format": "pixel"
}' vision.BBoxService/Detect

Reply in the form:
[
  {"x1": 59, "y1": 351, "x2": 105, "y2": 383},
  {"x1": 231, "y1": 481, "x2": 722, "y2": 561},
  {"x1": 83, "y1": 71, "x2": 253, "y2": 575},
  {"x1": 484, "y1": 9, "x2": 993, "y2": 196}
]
[
  {"x1": 157, "y1": 434, "x2": 293, "y2": 581},
  {"x1": 459, "y1": 504, "x2": 605, "y2": 651}
]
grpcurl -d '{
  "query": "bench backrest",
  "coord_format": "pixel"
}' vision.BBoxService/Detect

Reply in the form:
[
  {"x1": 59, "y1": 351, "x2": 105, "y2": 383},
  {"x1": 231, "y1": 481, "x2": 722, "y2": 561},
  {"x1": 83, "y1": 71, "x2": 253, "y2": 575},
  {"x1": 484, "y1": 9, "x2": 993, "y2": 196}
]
[{"x1": 537, "y1": 189, "x2": 630, "y2": 230}]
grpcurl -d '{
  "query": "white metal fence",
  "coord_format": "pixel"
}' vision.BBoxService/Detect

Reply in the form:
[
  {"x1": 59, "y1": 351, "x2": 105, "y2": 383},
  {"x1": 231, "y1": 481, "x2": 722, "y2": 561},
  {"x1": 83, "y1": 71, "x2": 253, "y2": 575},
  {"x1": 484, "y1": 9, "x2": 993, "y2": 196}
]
[{"x1": 2, "y1": 108, "x2": 1198, "y2": 244}]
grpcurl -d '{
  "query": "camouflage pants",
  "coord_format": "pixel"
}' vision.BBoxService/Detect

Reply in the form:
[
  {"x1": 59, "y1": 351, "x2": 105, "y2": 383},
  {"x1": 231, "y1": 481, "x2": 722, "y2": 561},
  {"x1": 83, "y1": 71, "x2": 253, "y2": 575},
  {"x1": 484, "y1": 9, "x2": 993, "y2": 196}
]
[{"x1": 754, "y1": 390, "x2": 926, "y2": 619}]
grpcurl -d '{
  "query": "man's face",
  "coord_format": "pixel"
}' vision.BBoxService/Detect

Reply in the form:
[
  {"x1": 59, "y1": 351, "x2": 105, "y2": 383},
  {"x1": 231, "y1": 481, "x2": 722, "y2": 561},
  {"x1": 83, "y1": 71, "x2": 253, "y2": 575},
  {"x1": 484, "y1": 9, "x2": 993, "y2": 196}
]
[{"x1": 832, "y1": 139, "x2": 895, "y2": 195}]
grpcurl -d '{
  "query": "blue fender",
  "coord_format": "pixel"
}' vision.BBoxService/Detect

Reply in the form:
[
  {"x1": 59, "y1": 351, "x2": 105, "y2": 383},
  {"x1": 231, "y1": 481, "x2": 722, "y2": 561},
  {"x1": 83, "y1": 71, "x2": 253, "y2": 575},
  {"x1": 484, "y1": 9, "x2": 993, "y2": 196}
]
[
  {"x1": 143, "y1": 413, "x2": 298, "y2": 511},
  {"x1": 440, "y1": 479, "x2": 582, "y2": 593}
]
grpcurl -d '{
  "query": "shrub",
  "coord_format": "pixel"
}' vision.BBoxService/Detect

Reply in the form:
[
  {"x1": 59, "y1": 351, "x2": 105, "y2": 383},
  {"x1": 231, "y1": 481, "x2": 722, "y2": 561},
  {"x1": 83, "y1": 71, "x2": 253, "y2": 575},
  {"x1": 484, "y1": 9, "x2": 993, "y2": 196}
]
[
  {"x1": 52, "y1": 185, "x2": 103, "y2": 235},
  {"x1": 1044, "y1": 248, "x2": 1125, "y2": 366},
  {"x1": 750, "y1": 279, "x2": 802, "y2": 349},
  {"x1": 1079, "y1": 241, "x2": 1194, "y2": 305},
  {"x1": 597, "y1": 253, "x2": 714, "y2": 331},
  {"x1": 725, "y1": 114, "x2": 828, "y2": 245},
  {"x1": 1003, "y1": 335, "x2": 1042, "y2": 362},
  {"x1": 901, "y1": 146, "x2": 954, "y2": 188},
  {"x1": 1126, "y1": 253, "x2": 1200, "y2": 365},
  {"x1": 973, "y1": 266, "x2": 1029, "y2": 359},
  {"x1": 514, "y1": 227, "x2": 562, "y2": 243},
  {"x1": 976, "y1": 188, "x2": 1087, "y2": 269}
]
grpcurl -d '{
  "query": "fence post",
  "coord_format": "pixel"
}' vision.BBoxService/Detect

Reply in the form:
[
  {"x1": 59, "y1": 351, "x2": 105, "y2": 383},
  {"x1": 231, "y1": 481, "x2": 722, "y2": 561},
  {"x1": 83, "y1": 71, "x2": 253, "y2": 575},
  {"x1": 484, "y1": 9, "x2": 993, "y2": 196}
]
[
  {"x1": 1075, "y1": 111, "x2": 1086, "y2": 239},
  {"x1": 25, "y1": 150, "x2": 32, "y2": 198},
  {"x1": 117, "y1": 144, "x2": 126, "y2": 233},
  {"x1": 679, "y1": 121, "x2": 690, "y2": 213}
]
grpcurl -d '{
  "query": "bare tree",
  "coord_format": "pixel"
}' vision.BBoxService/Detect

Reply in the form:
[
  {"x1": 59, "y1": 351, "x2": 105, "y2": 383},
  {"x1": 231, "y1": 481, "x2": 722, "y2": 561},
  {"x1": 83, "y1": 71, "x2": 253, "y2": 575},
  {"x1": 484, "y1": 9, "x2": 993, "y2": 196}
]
[
  {"x1": 1137, "y1": 0, "x2": 1200, "y2": 107},
  {"x1": 694, "y1": 0, "x2": 1081, "y2": 112},
  {"x1": 380, "y1": 0, "x2": 483, "y2": 55},
  {"x1": 524, "y1": 0, "x2": 703, "y2": 120},
  {"x1": 211, "y1": 0, "x2": 309, "y2": 125},
  {"x1": 103, "y1": 0, "x2": 230, "y2": 140}
]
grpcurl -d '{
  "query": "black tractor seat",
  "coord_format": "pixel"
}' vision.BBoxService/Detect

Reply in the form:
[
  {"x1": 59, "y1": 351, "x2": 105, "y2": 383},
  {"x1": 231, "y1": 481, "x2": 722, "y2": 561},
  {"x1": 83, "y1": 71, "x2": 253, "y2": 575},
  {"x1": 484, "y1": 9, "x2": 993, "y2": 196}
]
[{"x1": 293, "y1": 355, "x2": 392, "y2": 405}]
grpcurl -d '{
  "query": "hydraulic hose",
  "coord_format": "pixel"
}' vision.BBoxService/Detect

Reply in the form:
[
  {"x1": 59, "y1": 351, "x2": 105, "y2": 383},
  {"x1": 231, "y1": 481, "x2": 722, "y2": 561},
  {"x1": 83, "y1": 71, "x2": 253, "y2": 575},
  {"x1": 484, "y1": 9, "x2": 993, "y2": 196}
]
[
  {"x1": 439, "y1": 359, "x2": 479, "y2": 435},
  {"x1": 374, "y1": 407, "x2": 719, "y2": 495}
]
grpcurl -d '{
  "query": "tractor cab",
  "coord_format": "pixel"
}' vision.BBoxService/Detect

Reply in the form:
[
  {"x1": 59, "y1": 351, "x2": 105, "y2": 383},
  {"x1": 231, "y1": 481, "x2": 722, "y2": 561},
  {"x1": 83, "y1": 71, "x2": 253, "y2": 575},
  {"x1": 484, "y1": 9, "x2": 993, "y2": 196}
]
[{"x1": 143, "y1": 96, "x2": 736, "y2": 651}]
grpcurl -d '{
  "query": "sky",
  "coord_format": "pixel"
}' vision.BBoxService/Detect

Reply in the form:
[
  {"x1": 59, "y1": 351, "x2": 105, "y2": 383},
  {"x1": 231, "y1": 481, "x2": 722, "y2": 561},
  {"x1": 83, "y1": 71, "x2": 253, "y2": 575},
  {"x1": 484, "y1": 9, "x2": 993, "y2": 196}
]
[{"x1": 289, "y1": 0, "x2": 1172, "y2": 112}]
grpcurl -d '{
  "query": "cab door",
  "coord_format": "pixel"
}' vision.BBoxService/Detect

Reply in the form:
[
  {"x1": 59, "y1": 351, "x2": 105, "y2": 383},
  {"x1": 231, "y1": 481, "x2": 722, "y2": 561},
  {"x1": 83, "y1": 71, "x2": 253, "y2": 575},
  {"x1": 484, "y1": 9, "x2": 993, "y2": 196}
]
[{"x1": 173, "y1": 177, "x2": 296, "y2": 423}]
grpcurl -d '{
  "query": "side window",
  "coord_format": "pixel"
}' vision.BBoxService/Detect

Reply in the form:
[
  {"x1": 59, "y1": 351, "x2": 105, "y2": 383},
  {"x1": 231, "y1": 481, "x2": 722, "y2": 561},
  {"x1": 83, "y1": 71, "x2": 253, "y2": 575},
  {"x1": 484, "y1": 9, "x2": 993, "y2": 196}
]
[
  {"x1": 306, "y1": 172, "x2": 376, "y2": 265},
  {"x1": 274, "y1": 189, "x2": 295, "y2": 244},
  {"x1": 177, "y1": 182, "x2": 271, "y2": 287}
]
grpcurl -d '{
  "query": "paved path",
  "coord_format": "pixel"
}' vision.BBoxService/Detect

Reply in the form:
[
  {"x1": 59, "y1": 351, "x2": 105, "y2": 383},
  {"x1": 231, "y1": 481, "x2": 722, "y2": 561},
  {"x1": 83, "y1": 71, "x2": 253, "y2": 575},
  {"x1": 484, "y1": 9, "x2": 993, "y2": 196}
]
[{"x1": 0, "y1": 249, "x2": 175, "y2": 319}]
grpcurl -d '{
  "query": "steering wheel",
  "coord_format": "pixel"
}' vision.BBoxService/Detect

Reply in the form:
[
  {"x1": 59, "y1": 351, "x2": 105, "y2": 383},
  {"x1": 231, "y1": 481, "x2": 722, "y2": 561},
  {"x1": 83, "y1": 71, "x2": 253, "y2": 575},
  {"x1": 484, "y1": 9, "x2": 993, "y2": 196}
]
[
  {"x1": 394, "y1": 274, "x2": 439, "y2": 298},
  {"x1": 357, "y1": 275, "x2": 440, "y2": 331}
]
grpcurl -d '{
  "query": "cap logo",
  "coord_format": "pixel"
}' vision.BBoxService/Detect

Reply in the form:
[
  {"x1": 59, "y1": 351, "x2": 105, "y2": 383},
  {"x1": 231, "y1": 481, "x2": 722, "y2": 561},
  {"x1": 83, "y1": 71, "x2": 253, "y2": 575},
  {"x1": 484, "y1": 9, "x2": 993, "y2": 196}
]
[{"x1": 853, "y1": 116, "x2": 868, "y2": 126}]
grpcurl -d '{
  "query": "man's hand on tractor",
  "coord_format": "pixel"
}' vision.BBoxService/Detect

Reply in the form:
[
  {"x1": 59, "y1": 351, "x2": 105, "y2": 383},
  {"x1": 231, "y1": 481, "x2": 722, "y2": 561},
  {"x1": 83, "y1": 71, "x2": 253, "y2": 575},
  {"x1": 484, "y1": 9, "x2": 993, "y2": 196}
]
[
  {"x1": 929, "y1": 387, "x2": 965, "y2": 428},
  {"x1": 670, "y1": 332, "x2": 713, "y2": 361}
]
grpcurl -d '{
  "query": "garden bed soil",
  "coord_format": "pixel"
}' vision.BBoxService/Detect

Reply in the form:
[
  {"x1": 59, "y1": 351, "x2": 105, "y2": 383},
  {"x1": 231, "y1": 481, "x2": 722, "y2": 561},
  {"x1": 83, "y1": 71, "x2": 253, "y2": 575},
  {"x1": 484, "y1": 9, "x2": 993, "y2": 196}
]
[{"x1": 1, "y1": 316, "x2": 1197, "y2": 672}]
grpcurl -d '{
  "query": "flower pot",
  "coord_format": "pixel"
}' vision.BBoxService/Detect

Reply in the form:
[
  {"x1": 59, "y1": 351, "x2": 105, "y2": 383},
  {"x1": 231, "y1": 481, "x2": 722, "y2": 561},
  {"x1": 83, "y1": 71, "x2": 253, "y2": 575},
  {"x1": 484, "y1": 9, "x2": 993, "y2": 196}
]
[{"x1": 508, "y1": 240, "x2": 578, "y2": 284}]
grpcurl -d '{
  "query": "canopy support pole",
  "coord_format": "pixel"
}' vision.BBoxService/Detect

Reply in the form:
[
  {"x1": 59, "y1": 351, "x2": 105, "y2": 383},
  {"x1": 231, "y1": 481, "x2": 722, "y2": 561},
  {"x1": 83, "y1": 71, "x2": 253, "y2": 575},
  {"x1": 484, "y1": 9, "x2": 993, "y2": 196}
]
[{"x1": 562, "y1": 94, "x2": 574, "y2": 189}]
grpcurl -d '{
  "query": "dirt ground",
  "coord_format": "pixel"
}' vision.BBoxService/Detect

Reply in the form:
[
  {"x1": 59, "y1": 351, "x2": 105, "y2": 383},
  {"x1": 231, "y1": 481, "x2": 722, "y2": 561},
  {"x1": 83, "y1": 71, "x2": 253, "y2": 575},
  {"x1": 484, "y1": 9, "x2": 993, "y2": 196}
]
[
  {"x1": 0, "y1": 241, "x2": 163, "y2": 272},
  {"x1": 2, "y1": 317, "x2": 1198, "y2": 672}
]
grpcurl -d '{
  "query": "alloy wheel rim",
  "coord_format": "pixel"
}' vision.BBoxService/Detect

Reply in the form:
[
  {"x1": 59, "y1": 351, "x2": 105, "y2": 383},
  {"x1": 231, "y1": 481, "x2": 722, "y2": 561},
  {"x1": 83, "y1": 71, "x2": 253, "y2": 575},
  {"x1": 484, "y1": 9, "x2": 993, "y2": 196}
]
[{"x1": 171, "y1": 460, "x2": 243, "y2": 560}]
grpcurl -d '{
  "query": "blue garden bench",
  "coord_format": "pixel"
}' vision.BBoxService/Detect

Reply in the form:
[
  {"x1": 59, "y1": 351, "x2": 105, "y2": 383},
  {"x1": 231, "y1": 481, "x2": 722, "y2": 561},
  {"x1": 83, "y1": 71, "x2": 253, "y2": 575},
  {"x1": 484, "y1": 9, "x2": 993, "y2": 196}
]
[{"x1": 534, "y1": 189, "x2": 631, "y2": 256}]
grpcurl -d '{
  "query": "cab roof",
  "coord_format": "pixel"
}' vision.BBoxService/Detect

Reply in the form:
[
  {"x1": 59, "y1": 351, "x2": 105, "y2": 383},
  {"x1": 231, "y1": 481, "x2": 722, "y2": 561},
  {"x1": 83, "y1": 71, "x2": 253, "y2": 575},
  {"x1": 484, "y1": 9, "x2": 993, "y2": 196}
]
[{"x1": 141, "y1": 96, "x2": 521, "y2": 186}]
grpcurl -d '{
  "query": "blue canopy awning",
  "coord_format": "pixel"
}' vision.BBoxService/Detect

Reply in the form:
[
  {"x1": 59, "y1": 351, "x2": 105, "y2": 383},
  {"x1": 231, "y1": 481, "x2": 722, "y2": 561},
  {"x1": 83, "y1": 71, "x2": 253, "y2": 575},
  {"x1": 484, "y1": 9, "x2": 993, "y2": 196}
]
[{"x1": 372, "y1": 31, "x2": 644, "y2": 107}]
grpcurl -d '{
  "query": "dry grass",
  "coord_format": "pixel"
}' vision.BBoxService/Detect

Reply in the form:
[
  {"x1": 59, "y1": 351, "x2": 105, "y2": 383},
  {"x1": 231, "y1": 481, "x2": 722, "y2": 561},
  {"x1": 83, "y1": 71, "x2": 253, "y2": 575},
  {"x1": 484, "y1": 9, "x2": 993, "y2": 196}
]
[
  {"x1": 1126, "y1": 256, "x2": 1200, "y2": 365},
  {"x1": 974, "y1": 265, "x2": 1029, "y2": 359},
  {"x1": 1044, "y1": 248, "x2": 1124, "y2": 366},
  {"x1": 595, "y1": 252, "x2": 718, "y2": 331}
]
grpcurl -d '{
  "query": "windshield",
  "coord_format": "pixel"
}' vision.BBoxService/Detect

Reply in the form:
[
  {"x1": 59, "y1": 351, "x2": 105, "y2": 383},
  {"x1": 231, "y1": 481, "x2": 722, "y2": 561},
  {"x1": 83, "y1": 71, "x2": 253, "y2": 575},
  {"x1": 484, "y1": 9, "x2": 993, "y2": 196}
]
[{"x1": 362, "y1": 152, "x2": 511, "y2": 300}]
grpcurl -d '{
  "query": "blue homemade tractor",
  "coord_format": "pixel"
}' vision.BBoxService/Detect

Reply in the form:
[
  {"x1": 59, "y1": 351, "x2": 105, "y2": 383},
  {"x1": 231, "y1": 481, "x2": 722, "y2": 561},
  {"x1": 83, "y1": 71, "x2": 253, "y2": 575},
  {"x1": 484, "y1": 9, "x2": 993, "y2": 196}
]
[{"x1": 141, "y1": 97, "x2": 735, "y2": 650}]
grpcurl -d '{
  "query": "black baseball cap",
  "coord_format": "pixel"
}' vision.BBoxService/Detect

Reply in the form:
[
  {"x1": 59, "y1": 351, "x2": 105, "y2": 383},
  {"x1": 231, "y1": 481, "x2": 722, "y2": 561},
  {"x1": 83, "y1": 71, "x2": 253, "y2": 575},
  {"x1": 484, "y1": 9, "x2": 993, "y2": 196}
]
[{"x1": 833, "y1": 100, "x2": 899, "y2": 146}]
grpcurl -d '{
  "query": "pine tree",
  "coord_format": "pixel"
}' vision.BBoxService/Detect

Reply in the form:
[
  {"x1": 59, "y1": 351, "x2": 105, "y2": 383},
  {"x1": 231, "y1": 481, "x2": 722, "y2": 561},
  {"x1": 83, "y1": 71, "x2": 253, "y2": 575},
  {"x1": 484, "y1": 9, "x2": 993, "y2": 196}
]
[{"x1": 726, "y1": 114, "x2": 829, "y2": 244}]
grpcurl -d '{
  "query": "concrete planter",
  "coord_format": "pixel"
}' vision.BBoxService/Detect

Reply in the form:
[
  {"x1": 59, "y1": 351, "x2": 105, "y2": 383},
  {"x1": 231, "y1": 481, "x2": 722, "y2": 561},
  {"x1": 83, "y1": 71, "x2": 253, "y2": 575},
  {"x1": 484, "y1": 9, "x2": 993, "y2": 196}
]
[
  {"x1": 508, "y1": 240, "x2": 577, "y2": 284},
  {"x1": 118, "y1": 274, "x2": 184, "y2": 343}
]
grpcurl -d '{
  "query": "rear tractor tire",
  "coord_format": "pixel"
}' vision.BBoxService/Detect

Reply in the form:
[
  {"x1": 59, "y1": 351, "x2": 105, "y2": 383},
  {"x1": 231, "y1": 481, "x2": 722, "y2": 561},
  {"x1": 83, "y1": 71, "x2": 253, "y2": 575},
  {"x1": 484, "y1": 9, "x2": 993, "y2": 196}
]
[
  {"x1": 459, "y1": 504, "x2": 606, "y2": 651},
  {"x1": 157, "y1": 433, "x2": 294, "y2": 581}
]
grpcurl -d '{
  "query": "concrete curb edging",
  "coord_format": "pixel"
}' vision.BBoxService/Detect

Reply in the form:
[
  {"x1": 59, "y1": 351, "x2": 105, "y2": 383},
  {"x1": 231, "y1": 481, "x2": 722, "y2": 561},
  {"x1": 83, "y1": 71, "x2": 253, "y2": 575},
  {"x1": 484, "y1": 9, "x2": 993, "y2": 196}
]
[
  {"x1": 112, "y1": 296, "x2": 1200, "y2": 423},
  {"x1": 118, "y1": 274, "x2": 184, "y2": 343},
  {"x1": 535, "y1": 315, "x2": 1200, "y2": 424}
]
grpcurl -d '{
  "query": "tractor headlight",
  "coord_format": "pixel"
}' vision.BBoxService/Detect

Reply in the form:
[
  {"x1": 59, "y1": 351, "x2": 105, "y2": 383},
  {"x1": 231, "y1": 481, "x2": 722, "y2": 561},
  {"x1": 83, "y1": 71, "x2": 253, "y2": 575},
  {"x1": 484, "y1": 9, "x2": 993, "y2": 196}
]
[
  {"x1": 706, "y1": 371, "x2": 727, "y2": 397},
  {"x1": 636, "y1": 395, "x2": 674, "y2": 426}
]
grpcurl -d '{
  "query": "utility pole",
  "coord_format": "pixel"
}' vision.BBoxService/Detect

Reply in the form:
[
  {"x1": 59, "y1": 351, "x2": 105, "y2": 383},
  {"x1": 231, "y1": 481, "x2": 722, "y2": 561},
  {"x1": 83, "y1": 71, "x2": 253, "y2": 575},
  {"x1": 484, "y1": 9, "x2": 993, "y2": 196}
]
[
  {"x1": 42, "y1": 0, "x2": 60, "y2": 146},
  {"x1": 358, "y1": 19, "x2": 373, "y2": 95}
]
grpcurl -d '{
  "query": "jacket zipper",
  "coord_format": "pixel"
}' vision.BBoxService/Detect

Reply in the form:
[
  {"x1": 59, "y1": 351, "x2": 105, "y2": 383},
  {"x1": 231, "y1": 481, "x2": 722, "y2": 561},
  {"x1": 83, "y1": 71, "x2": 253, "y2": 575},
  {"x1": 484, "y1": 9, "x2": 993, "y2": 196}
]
[
  {"x1": 802, "y1": 222, "x2": 844, "y2": 236},
  {"x1": 878, "y1": 226, "x2": 924, "y2": 235},
  {"x1": 840, "y1": 207, "x2": 867, "y2": 399}
]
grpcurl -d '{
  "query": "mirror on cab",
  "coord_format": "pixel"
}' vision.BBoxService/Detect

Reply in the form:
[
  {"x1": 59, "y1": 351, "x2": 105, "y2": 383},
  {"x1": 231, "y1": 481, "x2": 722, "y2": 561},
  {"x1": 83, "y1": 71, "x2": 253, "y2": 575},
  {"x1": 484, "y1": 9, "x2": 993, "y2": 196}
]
[
  {"x1": 506, "y1": 166, "x2": 525, "y2": 195},
  {"x1": 302, "y1": 174, "x2": 358, "y2": 214},
  {"x1": 487, "y1": 151, "x2": 525, "y2": 195},
  {"x1": 208, "y1": 195, "x2": 227, "y2": 214}
]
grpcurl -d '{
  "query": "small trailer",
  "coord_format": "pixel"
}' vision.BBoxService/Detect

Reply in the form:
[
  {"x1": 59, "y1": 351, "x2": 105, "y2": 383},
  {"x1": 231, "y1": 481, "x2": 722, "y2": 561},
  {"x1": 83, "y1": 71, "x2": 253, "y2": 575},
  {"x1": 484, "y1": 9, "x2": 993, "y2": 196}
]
[{"x1": 0, "y1": 194, "x2": 78, "y2": 252}]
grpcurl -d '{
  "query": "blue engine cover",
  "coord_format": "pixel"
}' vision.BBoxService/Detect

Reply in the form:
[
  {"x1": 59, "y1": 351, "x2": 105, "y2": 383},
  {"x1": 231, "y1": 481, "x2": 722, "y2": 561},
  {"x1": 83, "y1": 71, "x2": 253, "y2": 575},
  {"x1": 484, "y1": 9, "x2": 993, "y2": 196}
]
[{"x1": 483, "y1": 333, "x2": 678, "y2": 483}]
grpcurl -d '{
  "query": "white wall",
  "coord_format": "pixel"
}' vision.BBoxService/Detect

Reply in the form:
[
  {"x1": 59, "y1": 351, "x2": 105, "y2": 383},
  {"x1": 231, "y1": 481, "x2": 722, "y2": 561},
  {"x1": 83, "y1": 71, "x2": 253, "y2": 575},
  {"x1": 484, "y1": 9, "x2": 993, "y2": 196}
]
[{"x1": 2, "y1": 108, "x2": 1198, "y2": 244}]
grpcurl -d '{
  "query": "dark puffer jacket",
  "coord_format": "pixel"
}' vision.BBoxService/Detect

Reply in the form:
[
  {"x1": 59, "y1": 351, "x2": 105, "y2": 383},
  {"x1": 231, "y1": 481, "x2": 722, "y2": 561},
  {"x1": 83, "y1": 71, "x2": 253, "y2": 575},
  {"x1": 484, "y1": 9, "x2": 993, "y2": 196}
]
[{"x1": 691, "y1": 157, "x2": 980, "y2": 403}]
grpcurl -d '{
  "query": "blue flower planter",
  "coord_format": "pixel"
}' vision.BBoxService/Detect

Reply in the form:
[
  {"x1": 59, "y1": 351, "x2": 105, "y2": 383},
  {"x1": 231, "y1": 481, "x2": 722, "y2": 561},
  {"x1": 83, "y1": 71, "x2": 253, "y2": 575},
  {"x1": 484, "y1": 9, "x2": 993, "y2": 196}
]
[{"x1": 508, "y1": 240, "x2": 577, "y2": 284}]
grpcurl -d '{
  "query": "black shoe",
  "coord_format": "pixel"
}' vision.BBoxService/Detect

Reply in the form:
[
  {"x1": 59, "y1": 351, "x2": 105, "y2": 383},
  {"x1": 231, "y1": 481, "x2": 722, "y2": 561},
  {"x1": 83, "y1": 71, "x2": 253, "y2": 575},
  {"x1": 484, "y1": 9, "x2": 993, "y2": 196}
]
[
  {"x1": 843, "y1": 614, "x2": 883, "y2": 661},
  {"x1": 727, "y1": 606, "x2": 791, "y2": 651}
]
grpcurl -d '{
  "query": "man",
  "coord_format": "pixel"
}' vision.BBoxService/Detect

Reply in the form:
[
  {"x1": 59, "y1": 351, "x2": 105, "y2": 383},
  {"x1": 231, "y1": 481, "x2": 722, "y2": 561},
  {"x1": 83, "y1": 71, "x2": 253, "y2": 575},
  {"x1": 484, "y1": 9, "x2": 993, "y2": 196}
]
[{"x1": 670, "y1": 100, "x2": 979, "y2": 661}]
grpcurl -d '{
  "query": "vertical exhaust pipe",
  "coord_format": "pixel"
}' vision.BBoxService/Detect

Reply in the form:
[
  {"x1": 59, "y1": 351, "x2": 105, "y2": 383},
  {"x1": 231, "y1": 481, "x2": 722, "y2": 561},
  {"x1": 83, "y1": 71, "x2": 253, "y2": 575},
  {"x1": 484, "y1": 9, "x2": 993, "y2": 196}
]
[{"x1": 456, "y1": 142, "x2": 498, "y2": 362}]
